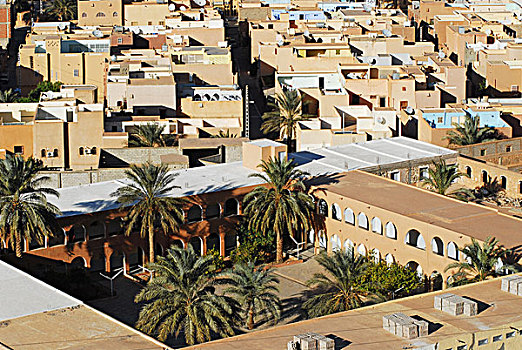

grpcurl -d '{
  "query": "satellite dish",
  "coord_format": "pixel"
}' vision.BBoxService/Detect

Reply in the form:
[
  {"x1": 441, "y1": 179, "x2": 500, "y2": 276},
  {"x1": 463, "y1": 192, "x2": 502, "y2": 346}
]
[
  {"x1": 277, "y1": 39, "x2": 285, "y2": 46},
  {"x1": 403, "y1": 20, "x2": 410, "y2": 27},
  {"x1": 382, "y1": 29, "x2": 392, "y2": 37},
  {"x1": 168, "y1": 3, "x2": 176, "y2": 11},
  {"x1": 92, "y1": 29, "x2": 104, "y2": 38},
  {"x1": 405, "y1": 106, "x2": 414, "y2": 114},
  {"x1": 438, "y1": 50, "x2": 446, "y2": 59},
  {"x1": 179, "y1": 5, "x2": 187, "y2": 10},
  {"x1": 485, "y1": 29, "x2": 492, "y2": 35},
  {"x1": 111, "y1": 55, "x2": 117, "y2": 61},
  {"x1": 303, "y1": 30, "x2": 310, "y2": 37},
  {"x1": 194, "y1": 0, "x2": 206, "y2": 7},
  {"x1": 58, "y1": 23, "x2": 67, "y2": 30},
  {"x1": 366, "y1": 19, "x2": 373, "y2": 26},
  {"x1": 376, "y1": 116, "x2": 386, "y2": 125},
  {"x1": 132, "y1": 27, "x2": 142, "y2": 34}
]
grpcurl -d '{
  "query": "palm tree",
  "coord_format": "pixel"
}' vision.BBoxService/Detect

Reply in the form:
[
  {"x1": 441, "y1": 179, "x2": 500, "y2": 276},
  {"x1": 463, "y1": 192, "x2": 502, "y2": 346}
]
[
  {"x1": 110, "y1": 162, "x2": 184, "y2": 264},
  {"x1": 243, "y1": 157, "x2": 314, "y2": 263},
  {"x1": 445, "y1": 114, "x2": 498, "y2": 146},
  {"x1": 211, "y1": 129, "x2": 238, "y2": 138},
  {"x1": 0, "y1": 89, "x2": 19, "y2": 103},
  {"x1": 129, "y1": 123, "x2": 176, "y2": 147},
  {"x1": 444, "y1": 236, "x2": 515, "y2": 286},
  {"x1": 261, "y1": 89, "x2": 309, "y2": 152},
  {"x1": 135, "y1": 245, "x2": 240, "y2": 344},
  {"x1": 220, "y1": 262, "x2": 281, "y2": 330},
  {"x1": 302, "y1": 250, "x2": 381, "y2": 318},
  {"x1": 422, "y1": 159, "x2": 469, "y2": 197},
  {"x1": 0, "y1": 155, "x2": 61, "y2": 257},
  {"x1": 45, "y1": 0, "x2": 76, "y2": 21}
]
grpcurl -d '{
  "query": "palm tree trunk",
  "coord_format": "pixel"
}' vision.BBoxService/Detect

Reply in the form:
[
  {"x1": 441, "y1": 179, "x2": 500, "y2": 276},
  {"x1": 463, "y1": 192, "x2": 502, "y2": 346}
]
[
  {"x1": 148, "y1": 224, "x2": 155, "y2": 264},
  {"x1": 247, "y1": 308, "x2": 255, "y2": 330},
  {"x1": 276, "y1": 230, "x2": 283, "y2": 263},
  {"x1": 15, "y1": 233, "x2": 22, "y2": 258}
]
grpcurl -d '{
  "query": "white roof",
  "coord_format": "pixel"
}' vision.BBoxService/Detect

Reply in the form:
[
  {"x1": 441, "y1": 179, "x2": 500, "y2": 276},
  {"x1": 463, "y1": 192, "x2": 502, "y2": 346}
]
[
  {"x1": 49, "y1": 137, "x2": 456, "y2": 217},
  {"x1": 0, "y1": 260, "x2": 81, "y2": 322}
]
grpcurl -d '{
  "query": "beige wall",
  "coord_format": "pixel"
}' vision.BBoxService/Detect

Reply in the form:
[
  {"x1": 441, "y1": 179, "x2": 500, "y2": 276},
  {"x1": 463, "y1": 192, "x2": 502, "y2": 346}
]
[
  {"x1": 78, "y1": 0, "x2": 123, "y2": 26},
  {"x1": 180, "y1": 99, "x2": 242, "y2": 119},
  {"x1": 33, "y1": 121, "x2": 66, "y2": 168},
  {"x1": 68, "y1": 111, "x2": 104, "y2": 170},
  {"x1": 0, "y1": 124, "x2": 34, "y2": 157},
  {"x1": 124, "y1": 3, "x2": 168, "y2": 26}
]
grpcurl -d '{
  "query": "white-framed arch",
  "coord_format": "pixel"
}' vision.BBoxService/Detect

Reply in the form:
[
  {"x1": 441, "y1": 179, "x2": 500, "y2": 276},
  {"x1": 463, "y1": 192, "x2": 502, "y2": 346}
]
[
  {"x1": 331, "y1": 203, "x2": 342, "y2": 221},
  {"x1": 356, "y1": 244, "x2": 367, "y2": 256},
  {"x1": 318, "y1": 231, "x2": 327, "y2": 250},
  {"x1": 371, "y1": 217, "x2": 382, "y2": 235},
  {"x1": 344, "y1": 208, "x2": 355, "y2": 225},
  {"x1": 405, "y1": 229, "x2": 426, "y2": 250},
  {"x1": 330, "y1": 234, "x2": 341, "y2": 252},
  {"x1": 343, "y1": 239, "x2": 354, "y2": 253},
  {"x1": 447, "y1": 241, "x2": 459, "y2": 260},
  {"x1": 357, "y1": 212, "x2": 369, "y2": 230},
  {"x1": 385, "y1": 253, "x2": 394, "y2": 266},
  {"x1": 385, "y1": 222, "x2": 397, "y2": 239},
  {"x1": 431, "y1": 237, "x2": 444, "y2": 256}
]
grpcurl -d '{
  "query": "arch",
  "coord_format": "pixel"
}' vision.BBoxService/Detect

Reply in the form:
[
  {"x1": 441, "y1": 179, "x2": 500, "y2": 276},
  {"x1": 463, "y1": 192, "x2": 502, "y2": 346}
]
[
  {"x1": 28, "y1": 237, "x2": 45, "y2": 250},
  {"x1": 53, "y1": 149, "x2": 58, "y2": 157},
  {"x1": 186, "y1": 205, "x2": 203, "y2": 223},
  {"x1": 224, "y1": 233, "x2": 237, "y2": 257},
  {"x1": 500, "y1": 176, "x2": 507, "y2": 189},
  {"x1": 405, "y1": 229, "x2": 426, "y2": 250},
  {"x1": 385, "y1": 253, "x2": 394, "y2": 266},
  {"x1": 406, "y1": 261, "x2": 423, "y2": 277},
  {"x1": 203, "y1": 94, "x2": 211, "y2": 101},
  {"x1": 447, "y1": 241, "x2": 459, "y2": 260},
  {"x1": 206, "y1": 233, "x2": 220, "y2": 253},
  {"x1": 430, "y1": 271, "x2": 443, "y2": 291},
  {"x1": 343, "y1": 239, "x2": 354, "y2": 253},
  {"x1": 371, "y1": 248, "x2": 380, "y2": 263},
  {"x1": 357, "y1": 212, "x2": 368, "y2": 230},
  {"x1": 385, "y1": 222, "x2": 397, "y2": 239},
  {"x1": 69, "y1": 224, "x2": 85, "y2": 243},
  {"x1": 41, "y1": 149, "x2": 46, "y2": 157},
  {"x1": 82, "y1": 12, "x2": 87, "y2": 17},
  {"x1": 70, "y1": 257, "x2": 87, "y2": 269},
  {"x1": 465, "y1": 166, "x2": 472, "y2": 177},
  {"x1": 212, "y1": 93, "x2": 220, "y2": 101},
  {"x1": 107, "y1": 218, "x2": 124, "y2": 236},
  {"x1": 431, "y1": 237, "x2": 444, "y2": 256},
  {"x1": 356, "y1": 244, "x2": 366, "y2": 256},
  {"x1": 317, "y1": 199, "x2": 328, "y2": 216},
  {"x1": 89, "y1": 252, "x2": 106, "y2": 271},
  {"x1": 96, "y1": 12, "x2": 106, "y2": 17},
  {"x1": 482, "y1": 170, "x2": 488, "y2": 183},
  {"x1": 344, "y1": 208, "x2": 355, "y2": 225},
  {"x1": 193, "y1": 94, "x2": 201, "y2": 101},
  {"x1": 87, "y1": 221, "x2": 105, "y2": 240},
  {"x1": 371, "y1": 217, "x2": 382, "y2": 235},
  {"x1": 224, "y1": 198, "x2": 239, "y2": 216},
  {"x1": 330, "y1": 234, "x2": 341, "y2": 252},
  {"x1": 318, "y1": 231, "x2": 327, "y2": 250},
  {"x1": 112, "y1": 11, "x2": 118, "y2": 16},
  {"x1": 308, "y1": 229, "x2": 315, "y2": 244},
  {"x1": 205, "y1": 203, "x2": 221, "y2": 219},
  {"x1": 171, "y1": 239, "x2": 185, "y2": 249},
  {"x1": 91, "y1": 147, "x2": 97, "y2": 155},
  {"x1": 331, "y1": 203, "x2": 342, "y2": 221},
  {"x1": 109, "y1": 250, "x2": 124, "y2": 271},
  {"x1": 189, "y1": 236, "x2": 203, "y2": 256}
]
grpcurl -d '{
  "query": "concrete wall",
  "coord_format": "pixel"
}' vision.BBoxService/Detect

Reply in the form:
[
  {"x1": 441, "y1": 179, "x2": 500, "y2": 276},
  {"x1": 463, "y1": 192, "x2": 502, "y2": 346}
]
[{"x1": 100, "y1": 147, "x2": 184, "y2": 167}]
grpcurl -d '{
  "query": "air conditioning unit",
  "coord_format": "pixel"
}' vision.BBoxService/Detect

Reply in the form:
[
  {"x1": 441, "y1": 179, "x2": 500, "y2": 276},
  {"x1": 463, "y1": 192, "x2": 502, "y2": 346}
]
[
  {"x1": 84, "y1": 148, "x2": 92, "y2": 155},
  {"x1": 46, "y1": 151, "x2": 54, "y2": 158}
]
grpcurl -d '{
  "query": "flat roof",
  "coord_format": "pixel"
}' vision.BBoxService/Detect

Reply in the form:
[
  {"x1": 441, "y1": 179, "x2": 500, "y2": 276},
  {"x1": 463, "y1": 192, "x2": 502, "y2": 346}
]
[
  {"x1": 188, "y1": 275, "x2": 522, "y2": 350},
  {"x1": 310, "y1": 170, "x2": 522, "y2": 248},
  {"x1": 48, "y1": 137, "x2": 456, "y2": 217}
]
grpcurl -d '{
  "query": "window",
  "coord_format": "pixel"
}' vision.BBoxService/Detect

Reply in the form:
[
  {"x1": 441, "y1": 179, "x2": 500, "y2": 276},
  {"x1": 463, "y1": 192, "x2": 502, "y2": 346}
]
[
  {"x1": 96, "y1": 12, "x2": 105, "y2": 17},
  {"x1": 437, "y1": 116, "x2": 443, "y2": 123},
  {"x1": 480, "y1": 149, "x2": 486, "y2": 156},
  {"x1": 492, "y1": 335, "x2": 502, "y2": 342},
  {"x1": 456, "y1": 346, "x2": 467, "y2": 350},
  {"x1": 465, "y1": 166, "x2": 472, "y2": 177},
  {"x1": 159, "y1": 21, "x2": 164, "y2": 26},
  {"x1": 506, "y1": 331, "x2": 515, "y2": 339},
  {"x1": 117, "y1": 37, "x2": 123, "y2": 44},
  {"x1": 53, "y1": 149, "x2": 58, "y2": 157},
  {"x1": 402, "y1": 86, "x2": 406, "y2": 91},
  {"x1": 29, "y1": 56, "x2": 34, "y2": 69},
  {"x1": 41, "y1": 149, "x2": 46, "y2": 157},
  {"x1": 79, "y1": 147, "x2": 84, "y2": 155},
  {"x1": 131, "y1": 21, "x2": 138, "y2": 26},
  {"x1": 477, "y1": 338, "x2": 488, "y2": 346},
  {"x1": 13, "y1": 145, "x2": 24, "y2": 155},
  {"x1": 73, "y1": 69, "x2": 79, "y2": 77},
  {"x1": 335, "y1": 49, "x2": 341, "y2": 55},
  {"x1": 519, "y1": 181, "x2": 522, "y2": 194},
  {"x1": 390, "y1": 171, "x2": 400, "y2": 181},
  {"x1": 267, "y1": 23, "x2": 273, "y2": 29},
  {"x1": 500, "y1": 176, "x2": 507, "y2": 189},
  {"x1": 511, "y1": 85, "x2": 519, "y2": 92},
  {"x1": 506, "y1": 145, "x2": 512, "y2": 152},
  {"x1": 148, "y1": 21, "x2": 153, "y2": 25},
  {"x1": 357, "y1": 212, "x2": 368, "y2": 230},
  {"x1": 419, "y1": 167, "x2": 429, "y2": 180},
  {"x1": 82, "y1": 12, "x2": 87, "y2": 17},
  {"x1": 113, "y1": 11, "x2": 118, "y2": 16}
]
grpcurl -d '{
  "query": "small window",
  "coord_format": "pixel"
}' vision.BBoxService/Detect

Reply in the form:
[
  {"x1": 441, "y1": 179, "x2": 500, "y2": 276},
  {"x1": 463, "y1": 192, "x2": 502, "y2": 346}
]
[
  {"x1": 402, "y1": 86, "x2": 406, "y2": 91},
  {"x1": 82, "y1": 12, "x2": 87, "y2": 18},
  {"x1": 336, "y1": 49, "x2": 341, "y2": 55},
  {"x1": 511, "y1": 85, "x2": 519, "y2": 92},
  {"x1": 113, "y1": 11, "x2": 118, "y2": 16},
  {"x1": 96, "y1": 12, "x2": 106, "y2": 17},
  {"x1": 159, "y1": 21, "x2": 164, "y2": 26},
  {"x1": 13, "y1": 145, "x2": 24, "y2": 155},
  {"x1": 506, "y1": 331, "x2": 515, "y2": 339},
  {"x1": 91, "y1": 147, "x2": 97, "y2": 155},
  {"x1": 390, "y1": 171, "x2": 400, "y2": 181},
  {"x1": 480, "y1": 149, "x2": 486, "y2": 156},
  {"x1": 267, "y1": 23, "x2": 273, "y2": 29},
  {"x1": 437, "y1": 117, "x2": 443, "y2": 123},
  {"x1": 519, "y1": 181, "x2": 522, "y2": 194},
  {"x1": 506, "y1": 145, "x2": 512, "y2": 152},
  {"x1": 41, "y1": 149, "x2": 46, "y2": 157},
  {"x1": 117, "y1": 38, "x2": 123, "y2": 44},
  {"x1": 73, "y1": 69, "x2": 79, "y2": 77},
  {"x1": 465, "y1": 166, "x2": 472, "y2": 177},
  {"x1": 456, "y1": 346, "x2": 468, "y2": 350},
  {"x1": 478, "y1": 339, "x2": 488, "y2": 346},
  {"x1": 53, "y1": 149, "x2": 58, "y2": 157},
  {"x1": 500, "y1": 176, "x2": 507, "y2": 189},
  {"x1": 492, "y1": 335, "x2": 502, "y2": 342},
  {"x1": 419, "y1": 167, "x2": 429, "y2": 180},
  {"x1": 79, "y1": 147, "x2": 84, "y2": 155},
  {"x1": 131, "y1": 21, "x2": 138, "y2": 26},
  {"x1": 148, "y1": 21, "x2": 153, "y2": 25}
]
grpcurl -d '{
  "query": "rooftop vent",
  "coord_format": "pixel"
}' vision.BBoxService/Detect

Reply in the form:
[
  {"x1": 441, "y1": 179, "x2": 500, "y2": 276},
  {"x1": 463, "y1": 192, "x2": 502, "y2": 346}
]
[
  {"x1": 288, "y1": 333, "x2": 334, "y2": 350},
  {"x1": 501, "y1": 275, "x2": 522, "y2": 296},
  {"x1": 383, "y1": 313, "x2": 428, "y2": 339},
  {"x1": 434, "y1": 293, "x2": 478, "y2": 316}
]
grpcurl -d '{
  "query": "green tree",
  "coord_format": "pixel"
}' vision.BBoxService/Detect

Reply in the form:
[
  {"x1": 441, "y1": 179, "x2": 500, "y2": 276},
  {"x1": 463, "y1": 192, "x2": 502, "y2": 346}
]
[
  {"x1": 444, "y1": 236, "x2": 515, "y2": 286},
  {"x1": 220, "y1": 263, "x2": 281, "y2": 330},
  {"x1": 110, "y1": 162, "x2": 184, "y2": 264},
  {"x1": 129, "y1": 123, "x2": 176, "y2": 147},
  {"x1": 230, "y1": 220, "x2": 275, "y2": 265},
  {"x1": 302, "y1": 250, "x2": 382, "y2": 318},
  {"x1": 45, "y1": 0, "x2": 77, "y2": 21},
  {"x1": 0, "y1": 89, "x2": 20, "y2": 103},
  {"x1": 261, "y1": 89, "x2": 309, "y2": 152},
  {"x1": 135, "y1": 245, "x2": 240, "y2": 344},
  {"x1": 0, "y1": 155, "x2": 61, "y2": 257},
  {"x1": 422, "y1": 159, "x2": 469, "y2": 197},
  {"x1": 243, "y1": 157, "x2": 314, "y2": 263},
  {"x1": 445, "y1": 114, "x2": 498, "y2": 146},
  {"x1": 360, "y1": 258, "x2": 422, "y2": 300},
  {"x1": 211, "y1": 129, "x2": 238, "y2": 138}
]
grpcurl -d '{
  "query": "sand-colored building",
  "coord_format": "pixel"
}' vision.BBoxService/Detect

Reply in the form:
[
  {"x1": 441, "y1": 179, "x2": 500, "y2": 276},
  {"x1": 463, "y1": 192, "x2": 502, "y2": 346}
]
[{"x1": 77, "y1": 0, "x2": 123, "y2": 26}]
